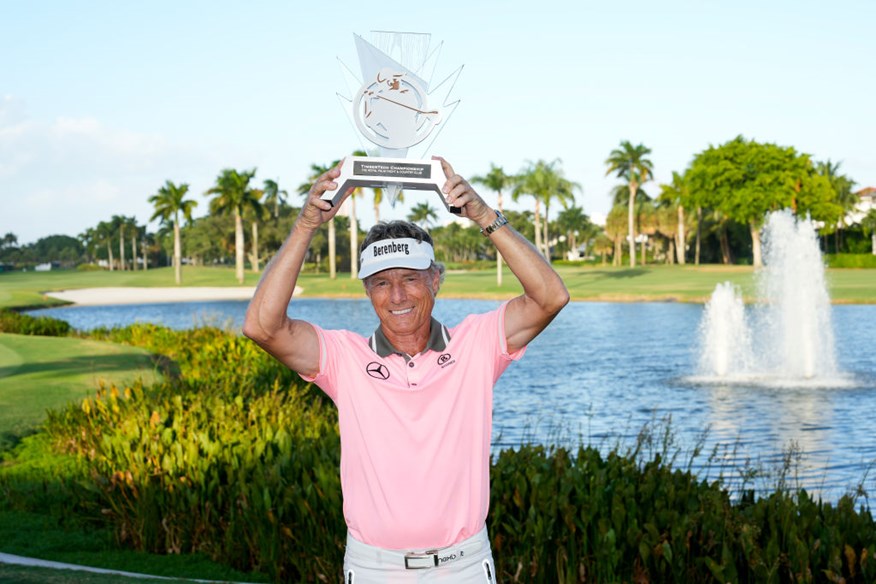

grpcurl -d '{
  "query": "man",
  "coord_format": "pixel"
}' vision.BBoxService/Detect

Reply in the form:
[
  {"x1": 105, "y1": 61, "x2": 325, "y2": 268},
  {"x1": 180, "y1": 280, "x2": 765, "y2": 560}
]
[{"x1": 243, "y1": 157, "x2": 568, "y2": 582}]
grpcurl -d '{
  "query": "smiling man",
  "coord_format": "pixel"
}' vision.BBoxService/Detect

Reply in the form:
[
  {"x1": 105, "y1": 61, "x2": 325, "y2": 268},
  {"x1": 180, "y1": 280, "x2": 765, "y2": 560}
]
[{"x1": 243, "y1": 157, "x2": 569, "y2": 583}]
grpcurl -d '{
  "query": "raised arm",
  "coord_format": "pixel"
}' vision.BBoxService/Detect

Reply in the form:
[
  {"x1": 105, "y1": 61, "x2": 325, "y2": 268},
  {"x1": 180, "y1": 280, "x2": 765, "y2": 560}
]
[
  {"x1": 242, "y1": 163, "x2": 350, "y2": 377},
  {"x1": 435, "y1": 157, "x2": 570, "y2": 353}
]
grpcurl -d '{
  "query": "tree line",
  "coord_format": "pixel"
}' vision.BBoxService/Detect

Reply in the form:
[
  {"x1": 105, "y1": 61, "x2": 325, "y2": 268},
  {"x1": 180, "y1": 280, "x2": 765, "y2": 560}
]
[{"x1": 3, "y1": 136, "x2": 874, "y2": 277}]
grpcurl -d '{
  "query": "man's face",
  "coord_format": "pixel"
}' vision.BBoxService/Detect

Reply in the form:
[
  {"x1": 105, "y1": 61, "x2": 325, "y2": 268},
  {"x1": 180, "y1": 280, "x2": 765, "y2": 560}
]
[{"x1": 365, "y1": 267, "x2": 439, "y2": 339}]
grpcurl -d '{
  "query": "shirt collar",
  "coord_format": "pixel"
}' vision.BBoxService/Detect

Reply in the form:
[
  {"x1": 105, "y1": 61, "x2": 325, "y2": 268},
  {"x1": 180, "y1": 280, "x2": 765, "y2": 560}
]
[{"x1": 369, "y1": 317, "x2": 451, "y2": 360}]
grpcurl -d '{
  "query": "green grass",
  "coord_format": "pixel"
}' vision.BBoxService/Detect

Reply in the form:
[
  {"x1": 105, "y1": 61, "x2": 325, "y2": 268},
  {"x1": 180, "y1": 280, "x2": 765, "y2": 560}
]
[
  {"x1": 0, "y1": 512, "x2": 266, "y2": 583},
  {"x1": 0, "y1": 333, "x2": 160, "y2": 449},
  {"x1": 0, "y1": 267, "x2": 263, "y2": 310},
  {"x1": 0, "y1": 565, "x2": 202, "y2": 584},
  {"x1": 3, "y1": 263, "x2": 876, "y2": 309}
]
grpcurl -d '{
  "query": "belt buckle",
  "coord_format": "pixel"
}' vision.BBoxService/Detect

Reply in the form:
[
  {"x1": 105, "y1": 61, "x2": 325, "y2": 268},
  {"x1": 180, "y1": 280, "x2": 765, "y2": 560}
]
[{"x1": 404, "y1": 550, "x2": 438, "y2": 569}]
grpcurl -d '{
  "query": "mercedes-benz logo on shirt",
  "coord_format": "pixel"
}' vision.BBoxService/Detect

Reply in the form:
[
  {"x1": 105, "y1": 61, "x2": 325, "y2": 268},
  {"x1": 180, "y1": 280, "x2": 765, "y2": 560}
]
[{"x1": 366, "y1": 361, "x2": 390, "y2": 380}]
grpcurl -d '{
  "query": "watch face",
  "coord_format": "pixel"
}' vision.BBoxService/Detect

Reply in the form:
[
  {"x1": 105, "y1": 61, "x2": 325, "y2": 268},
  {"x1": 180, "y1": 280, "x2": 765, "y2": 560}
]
[{"x1": 353, "y1": 68, "x2": 441, "y2": 150}]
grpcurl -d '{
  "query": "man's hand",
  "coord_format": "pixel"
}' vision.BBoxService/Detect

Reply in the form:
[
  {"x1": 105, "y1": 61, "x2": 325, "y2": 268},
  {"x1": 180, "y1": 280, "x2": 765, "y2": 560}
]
[
  {"x1": 297, "y1": 162, "x2": 351, "y2": 231},
  {"x1": 434, "y1": 156, "x2": 495, "y2": 228}
]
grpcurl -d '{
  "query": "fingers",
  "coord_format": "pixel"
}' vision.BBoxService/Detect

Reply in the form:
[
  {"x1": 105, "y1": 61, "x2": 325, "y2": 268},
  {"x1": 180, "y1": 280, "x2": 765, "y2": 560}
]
[
  {"x1": 308, "y1": 165, "x2": 342, "y2": 199},
  {"x1": 433, "y1": 155, "x2": 454, "y2": 179}
]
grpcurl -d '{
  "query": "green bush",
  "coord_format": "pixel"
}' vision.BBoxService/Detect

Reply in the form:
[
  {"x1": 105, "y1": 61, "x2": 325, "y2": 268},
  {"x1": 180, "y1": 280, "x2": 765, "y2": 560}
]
[
  {"x1": 0, "y1": 309, "x2": 71, "y2": 336},
  {"x1": 76, "y1": 263, "x2": 104, "y2": 271},
  {"x1": 825, "y1": 253, "x2": 876, "y2": 268},
  {"x1": 2, "y1": 323, "x2": 874, "y2": 582}
]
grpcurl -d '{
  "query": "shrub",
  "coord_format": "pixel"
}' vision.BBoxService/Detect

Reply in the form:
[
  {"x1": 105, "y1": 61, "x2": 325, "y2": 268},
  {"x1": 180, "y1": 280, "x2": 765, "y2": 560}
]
[
  {"x1": 825, "y1": 253, "x2": 876, "y2": 268},
  {"x1": 0, "y1": 309, "x2": 71, "y2": 336}
]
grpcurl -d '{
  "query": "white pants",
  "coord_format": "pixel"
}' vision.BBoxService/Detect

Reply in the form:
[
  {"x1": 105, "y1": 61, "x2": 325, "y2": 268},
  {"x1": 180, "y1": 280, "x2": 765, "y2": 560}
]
[{"x1": 343, "y1": 526, "x2": 497, "y2": 583}]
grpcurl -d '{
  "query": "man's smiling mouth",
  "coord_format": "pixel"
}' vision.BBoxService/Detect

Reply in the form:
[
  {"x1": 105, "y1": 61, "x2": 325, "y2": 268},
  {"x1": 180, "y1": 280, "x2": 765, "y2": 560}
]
[{"x1": 390, "y1": 308, "x2": 413, "y2": 316}]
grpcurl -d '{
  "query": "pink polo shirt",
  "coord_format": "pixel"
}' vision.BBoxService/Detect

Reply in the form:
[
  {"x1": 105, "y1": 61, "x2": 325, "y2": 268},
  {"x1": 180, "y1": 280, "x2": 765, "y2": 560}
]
[{"x1": 302, "y1": 301, "x2": 524, "y2": 550}]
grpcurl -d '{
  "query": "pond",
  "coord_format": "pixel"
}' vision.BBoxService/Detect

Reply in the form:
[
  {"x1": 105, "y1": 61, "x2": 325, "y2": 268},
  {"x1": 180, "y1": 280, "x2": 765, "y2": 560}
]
[{"x1": 30, "y1": 299, "x2": 876, "y2": 502}]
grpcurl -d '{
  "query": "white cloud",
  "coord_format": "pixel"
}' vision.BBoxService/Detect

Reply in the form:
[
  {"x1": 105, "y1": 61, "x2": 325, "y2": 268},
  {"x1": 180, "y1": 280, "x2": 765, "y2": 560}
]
[{"x1": 0, "y1": 97, "x2": 231, "y2": 244}]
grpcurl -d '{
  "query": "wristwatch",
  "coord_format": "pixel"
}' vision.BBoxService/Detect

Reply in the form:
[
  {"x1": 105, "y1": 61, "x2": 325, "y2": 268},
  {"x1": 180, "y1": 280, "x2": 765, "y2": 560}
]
[{"x1": 481, "y1": 210, "x2": 509, "y2": 236}]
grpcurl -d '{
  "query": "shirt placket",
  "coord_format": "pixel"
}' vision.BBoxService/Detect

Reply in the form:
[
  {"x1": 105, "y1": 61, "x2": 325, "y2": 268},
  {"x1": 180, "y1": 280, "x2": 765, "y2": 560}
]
[{"x1": 404, "y1": 354, "x2": 425, "y2": 389}]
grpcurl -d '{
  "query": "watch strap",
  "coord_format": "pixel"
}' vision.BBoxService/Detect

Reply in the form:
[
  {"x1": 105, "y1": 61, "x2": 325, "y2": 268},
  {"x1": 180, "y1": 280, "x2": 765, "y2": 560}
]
[{"x1": 481, "y1": 210, "x2": 509, "y2": 236}]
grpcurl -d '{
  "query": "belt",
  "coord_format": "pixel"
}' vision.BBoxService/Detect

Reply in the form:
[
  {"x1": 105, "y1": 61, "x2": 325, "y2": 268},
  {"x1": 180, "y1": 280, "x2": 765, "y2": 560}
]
[{"x1": 403, "y1": 539, "x2": 484, "y2": 569}]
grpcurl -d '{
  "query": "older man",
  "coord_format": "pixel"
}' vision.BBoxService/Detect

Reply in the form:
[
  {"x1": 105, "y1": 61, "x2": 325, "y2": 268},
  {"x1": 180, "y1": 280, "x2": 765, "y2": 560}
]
[{"x1": 243, "y1": 157, "x2": 568, "y2": 582}]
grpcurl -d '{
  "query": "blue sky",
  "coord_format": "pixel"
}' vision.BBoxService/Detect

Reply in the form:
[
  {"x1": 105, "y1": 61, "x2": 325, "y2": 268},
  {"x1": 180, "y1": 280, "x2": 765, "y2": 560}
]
[{"x1": 2, "y1": 0, "x2": 874, "y2": 244}]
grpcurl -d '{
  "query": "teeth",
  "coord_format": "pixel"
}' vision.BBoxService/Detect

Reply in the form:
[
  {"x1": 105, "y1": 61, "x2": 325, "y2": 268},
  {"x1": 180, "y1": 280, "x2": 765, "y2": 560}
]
[{"x1": 391, "y1": 308, "x2": 413, "y2": 315}]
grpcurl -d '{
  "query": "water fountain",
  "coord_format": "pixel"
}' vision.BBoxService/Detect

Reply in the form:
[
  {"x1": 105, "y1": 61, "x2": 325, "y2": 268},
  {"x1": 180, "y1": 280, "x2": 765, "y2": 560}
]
[{"x1": 698, "y1": 210, "x2": 846, "y2": 387}]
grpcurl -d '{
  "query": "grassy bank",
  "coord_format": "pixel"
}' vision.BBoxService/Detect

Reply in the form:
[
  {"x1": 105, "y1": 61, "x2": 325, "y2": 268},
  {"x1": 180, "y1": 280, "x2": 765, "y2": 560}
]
[
  {"x1": 3, "y1": 264, "x2": 876, "y2": 309},
  {"x1": 0, "y1": 333, "x2": 160, "y2": 450}
]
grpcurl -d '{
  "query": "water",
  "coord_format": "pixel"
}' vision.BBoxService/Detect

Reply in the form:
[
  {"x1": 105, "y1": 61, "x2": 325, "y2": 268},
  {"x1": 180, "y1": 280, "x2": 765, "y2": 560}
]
[{"x1": 29, "y1": 298, "x2": 876, "y2": 502}]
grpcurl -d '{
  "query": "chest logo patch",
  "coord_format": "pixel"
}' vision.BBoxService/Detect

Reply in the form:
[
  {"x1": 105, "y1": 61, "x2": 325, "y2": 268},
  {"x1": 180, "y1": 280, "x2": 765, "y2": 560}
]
[
  {"x1": 437, "y1": 353, "x2": 455, "y2": 368},
  {"x1": 366, "y1": 361, "x2": 390, "y2": 380}
]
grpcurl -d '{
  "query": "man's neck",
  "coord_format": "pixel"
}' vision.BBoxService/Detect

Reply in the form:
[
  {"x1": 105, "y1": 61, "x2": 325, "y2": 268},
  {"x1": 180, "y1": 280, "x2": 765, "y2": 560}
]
[{"x1": 381, "y1": 327, "x2": 430, "y2": 357}]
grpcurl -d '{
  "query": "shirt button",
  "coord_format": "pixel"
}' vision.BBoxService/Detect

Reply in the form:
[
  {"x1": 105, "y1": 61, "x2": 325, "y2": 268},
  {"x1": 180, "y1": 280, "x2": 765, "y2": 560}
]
[{"x1": 408, "y1": 362, "x2": 415, "y2": 368}]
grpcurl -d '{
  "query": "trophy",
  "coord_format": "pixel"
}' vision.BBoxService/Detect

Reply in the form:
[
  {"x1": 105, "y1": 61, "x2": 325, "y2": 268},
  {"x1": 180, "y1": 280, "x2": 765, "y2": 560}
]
[{"x1": 321, "y1": 32, "x2": 462, "y2": 213}]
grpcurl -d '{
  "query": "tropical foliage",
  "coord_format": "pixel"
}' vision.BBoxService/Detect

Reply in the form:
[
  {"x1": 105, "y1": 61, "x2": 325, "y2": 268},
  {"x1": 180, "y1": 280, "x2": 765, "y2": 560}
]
[{"x1": 4, "y1": 139, "x2": 872, "y2": 273}]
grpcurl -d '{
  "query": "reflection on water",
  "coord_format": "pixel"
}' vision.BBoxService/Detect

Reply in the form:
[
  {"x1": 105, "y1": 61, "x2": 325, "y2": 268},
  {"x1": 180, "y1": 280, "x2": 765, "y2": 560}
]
[{"x1": 29, "y1": 300, "x2": 876, "y2": 501}]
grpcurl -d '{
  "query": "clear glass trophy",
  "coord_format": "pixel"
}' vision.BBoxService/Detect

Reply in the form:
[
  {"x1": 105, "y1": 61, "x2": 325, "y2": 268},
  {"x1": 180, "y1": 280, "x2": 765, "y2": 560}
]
[{"x1": 321, "y1": 32, "x2": 462, "y2": 213}]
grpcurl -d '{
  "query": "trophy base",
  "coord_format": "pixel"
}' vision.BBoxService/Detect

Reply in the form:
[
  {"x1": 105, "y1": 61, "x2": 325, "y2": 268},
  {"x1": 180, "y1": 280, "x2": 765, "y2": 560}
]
[{"x1": 320, "y1": 156, "x2": 461, "y2": 215}]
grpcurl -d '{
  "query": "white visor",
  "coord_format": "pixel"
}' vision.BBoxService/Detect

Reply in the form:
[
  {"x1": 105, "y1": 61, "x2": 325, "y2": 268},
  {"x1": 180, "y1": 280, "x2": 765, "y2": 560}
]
[{"x1": 358, "y1": 238, "x2": 435, "y2": 279}]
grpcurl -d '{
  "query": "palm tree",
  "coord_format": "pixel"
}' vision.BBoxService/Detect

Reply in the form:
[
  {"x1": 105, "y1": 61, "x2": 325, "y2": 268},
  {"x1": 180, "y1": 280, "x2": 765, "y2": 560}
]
[
  {"x1": 244, "y1": 189, "x2": 266, "y2": 272},
  {"x1": 861, "y1": 208, "x2": 876, "y2": 255},
  {"x1": 96, "y1": 220, "x2": 115, "y2": 271},
  {"x1": 298, "y1": 161, "x2": 339, "y2": 279},
  {"x1": 555, "y1": 205, "x2": 594, "y2": 260},
  {"x1": 817, "y1": 160, "x2": 857, "y2": 252},
  {"x1": 149, "y1": 180, "x2": 198, "y2": 284},
  {"x1": 658, "y1": 171, "x2": 691, "y2": 264},
  {"x1": 604, "y1": 204, "x2": 628, "y2": 266},
  {"x1": 262, "y1": 179, "x2": 288, "y2": 220},
  {"x1": 408, "y1": 201, "x2": 439, "y2": 229},
  {"x1": 1, "y1": 233, "x2": 17, "y2": 249},
  {"x1": 605, "y1": 141, "x2": 654, "y2": 268},
  {"x1": 472, "y1": 164, "x2": 513, "y2": 285},
  {"x1": 513, "y1": 159, "x2": 578, "y2": 261},
  {"x1": 109, "y1": 215, "x2": 129, "y2": 271},
  {"x1": 206, "y1": 168, "x2": 260, "y2": 284}
]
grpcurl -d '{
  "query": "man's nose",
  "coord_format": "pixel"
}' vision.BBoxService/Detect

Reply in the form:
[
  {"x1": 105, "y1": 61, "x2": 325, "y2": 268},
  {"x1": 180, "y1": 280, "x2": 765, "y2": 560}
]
[{"x1": 389, "y1": 282, "x2": 406, "y2": 303}]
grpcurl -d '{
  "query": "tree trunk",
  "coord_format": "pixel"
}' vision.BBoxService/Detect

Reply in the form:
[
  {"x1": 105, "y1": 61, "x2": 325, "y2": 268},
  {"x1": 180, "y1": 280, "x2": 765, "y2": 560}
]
[
  {"x1": 695, "y1": 206, "x2": 703, "y2": 266},
  {"x1": 719, "y1": 226, "x2": 732, "y2": 265},
  {"x1": 235, "y1": 211, "x2": 245, "y2": 284},
  {"x1": 542, "y1": 201, "x2": 551, "y2": 261},
  {"x1": 750, "y1": 221, "x2": 763, "y2": 268},
  {"x1": 328, "y1": 217, "x2": 336, "y2": 279},
  {"x1": 667, "y1": 239, "x2": 676, "y2": 265},
  {"x1": 173, "y1": 219, "x2": 182, "y2": 285},
  {"x1": 251, "y1": 221, "x2": 260, "y2": 272},
  {"x1": 107, "y1": 241, "x2": 114, "y2": 271},
  {"x1": 676, "y1": 205, "x2": 686, "y2": 265},
  {"x1": 131, "y1": 236, "x2": 138, "y2": 271},
  {"x1": 640, "y1": 234, "x2": 646, "y2": 266},
  {"x1": 119, "y1": 227, "x2": 126, "y2": 271},
  {"x1": 613, "y1": 237, "x2": 622, "y2": 267},
  {"x1": 628, "y1": 183, "x2": 637, "y2": 268},
  {"x1": 142, "y1": 240, "x2": 148, "y2": 271},
  {"x1": 350, "y1": 195, "x2": 358, "y2": 279},
  {"x1": 533, "y1": 200, "x2": 543, "y2": 261},
  {"x1": 872, "y1": 232, "x2": 875, "y2": 255},
  {"x1": 496, "y1": 192, "x2": 503, "y2": 286}
]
